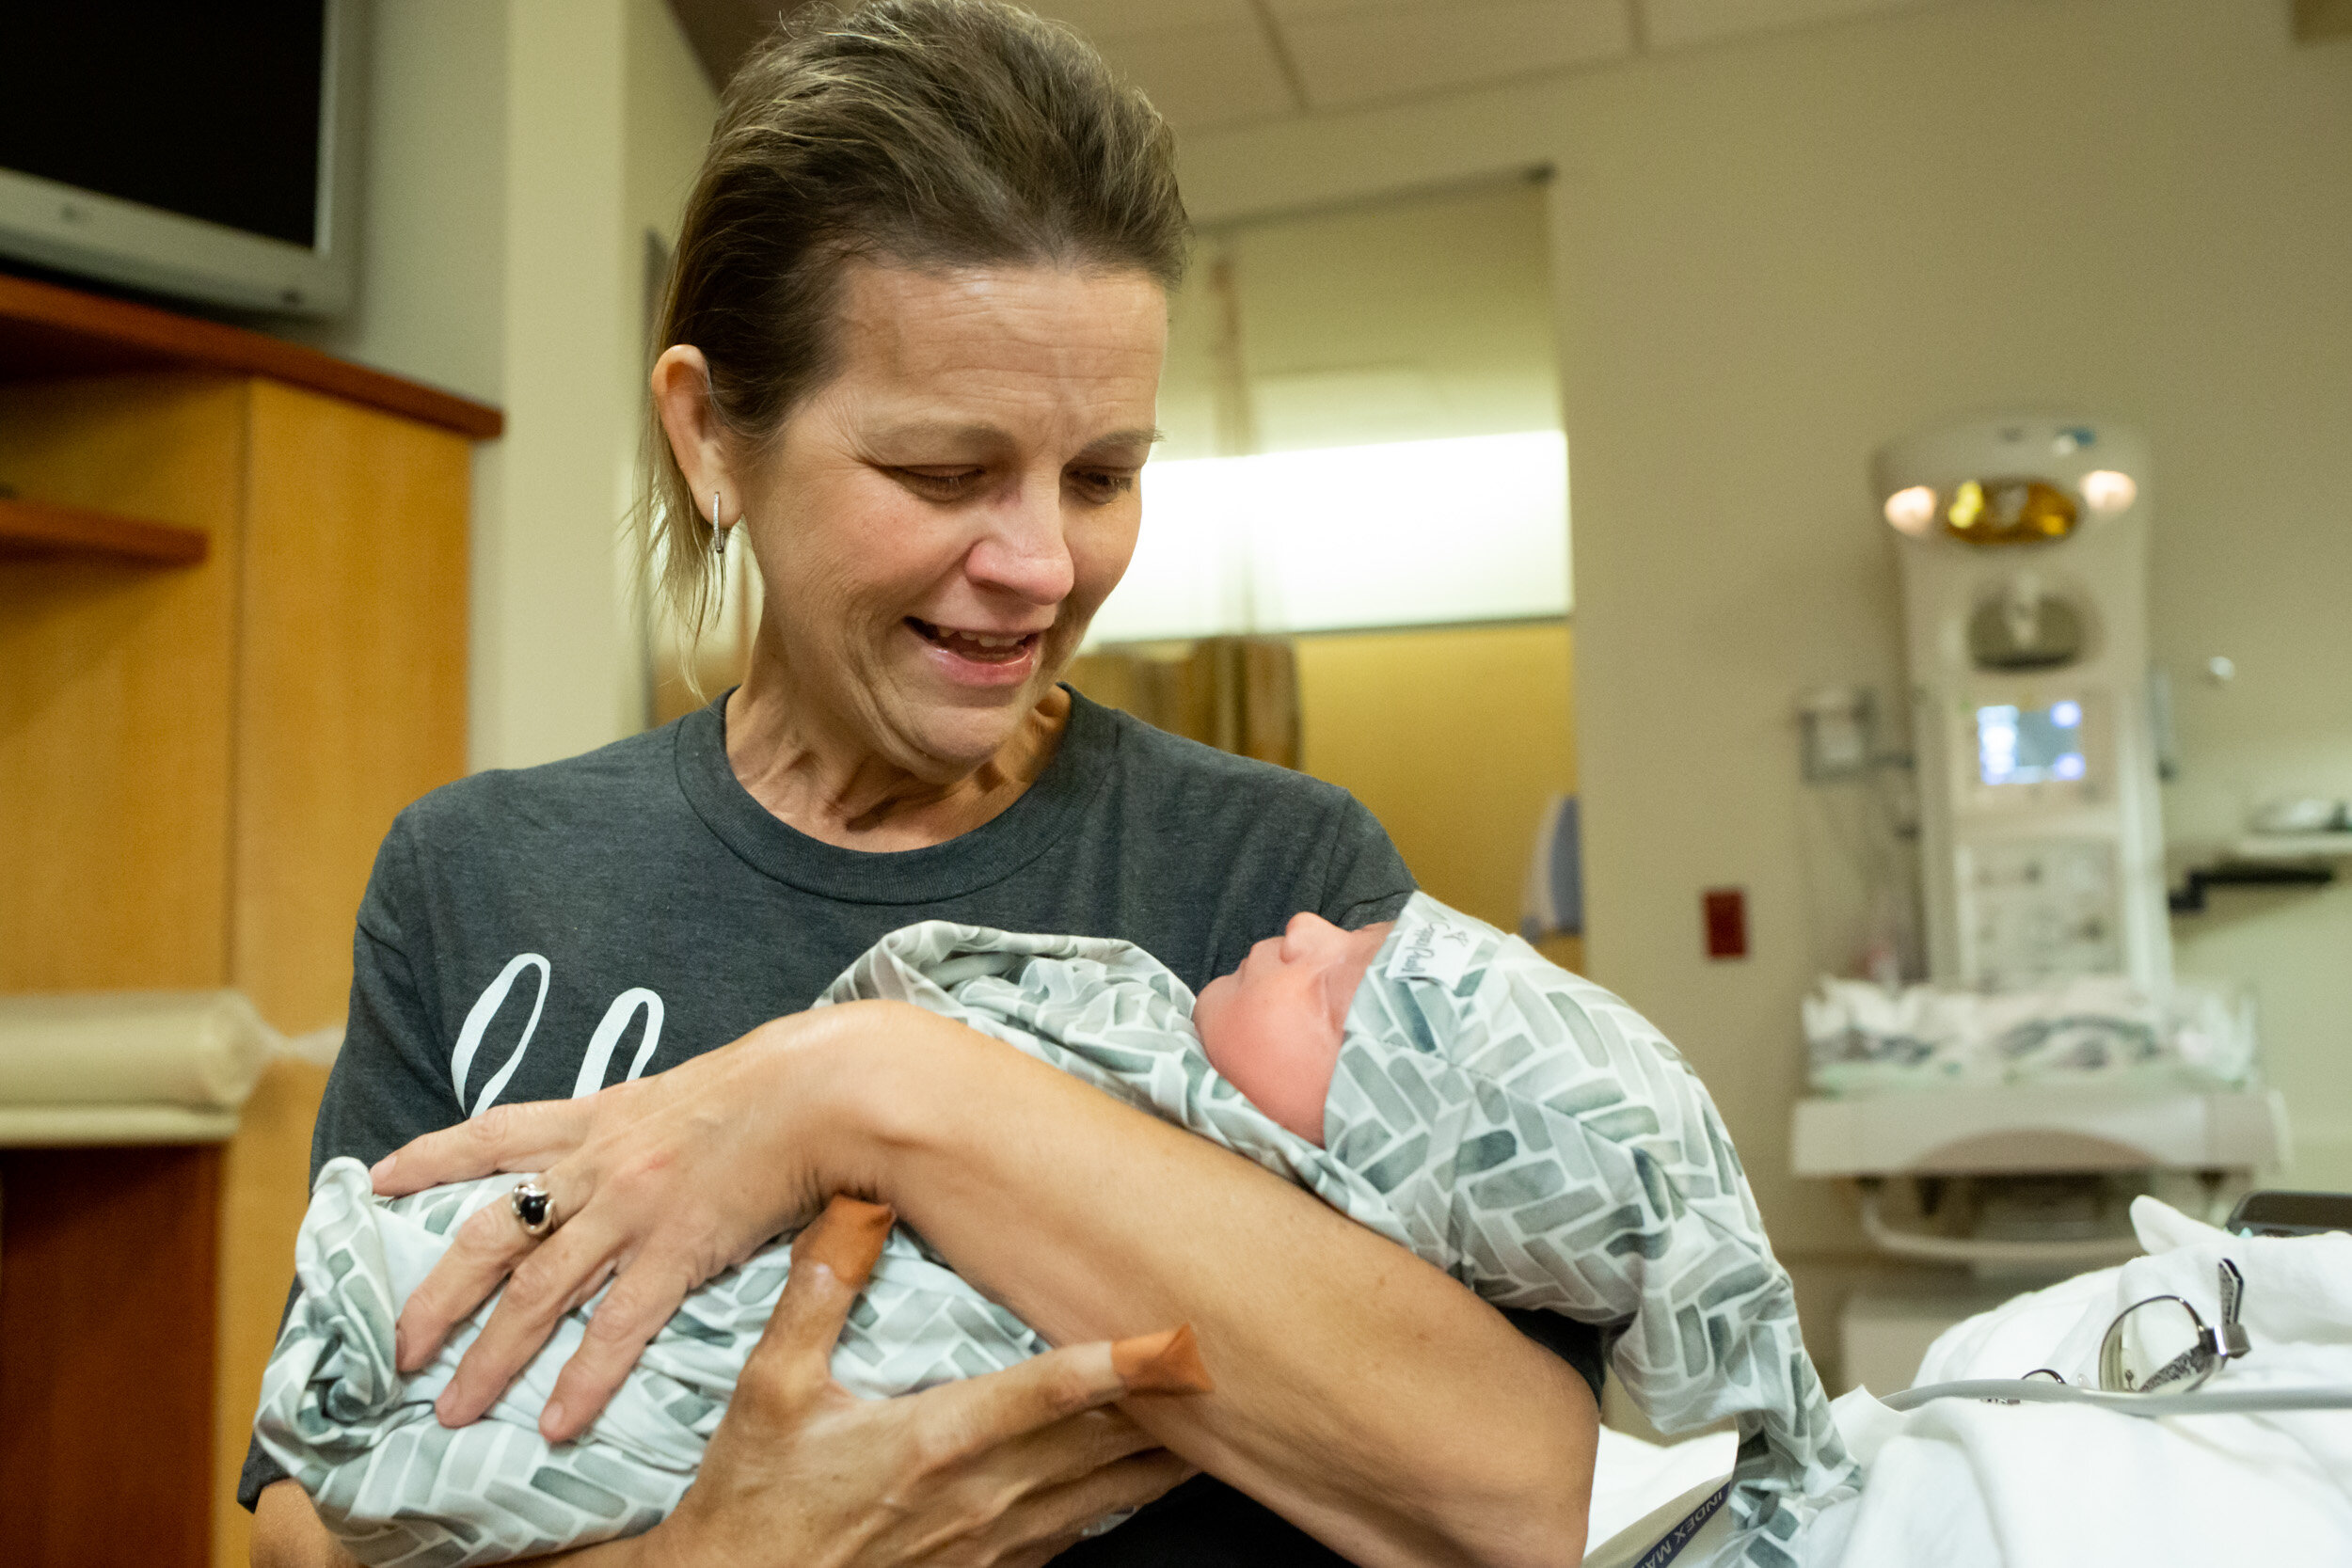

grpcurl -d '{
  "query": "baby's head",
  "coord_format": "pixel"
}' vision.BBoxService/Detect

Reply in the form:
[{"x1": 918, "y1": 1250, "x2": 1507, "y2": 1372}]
[{"x1": 1194, "y1": 911, "x2": 1391, "y2": 1145}]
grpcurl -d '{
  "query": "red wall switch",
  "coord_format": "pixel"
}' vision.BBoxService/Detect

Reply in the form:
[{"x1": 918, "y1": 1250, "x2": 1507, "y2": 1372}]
[{"x1": 1703, "y1": 887, "x2": 1748, "y2": 959}]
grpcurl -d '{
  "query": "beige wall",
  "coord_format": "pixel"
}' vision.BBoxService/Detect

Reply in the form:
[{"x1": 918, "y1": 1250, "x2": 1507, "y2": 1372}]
[
  {"x1": 497, "y1": 0, "x2": 637, "y2": 768},
  {"x1": 292, "y1": 0, "x2": 716, "y2": 770},
  {"x1": 288, "y1": 0, "x2": 516, "y2": 766},
  {"x1": 1177, "y1": 0, "x2": 2352, "y2": 1289},
  {"x1": 622, "y1": 0, "x2": 728, "y2": 727},
  {"x1": 294, "y1": 0, "x2": 508, "y2": 406},
  {"x1": 1161, "y1": 180, "x2": 1563, "y2": 461},
  {"x1": 1296, "y1": 622, "x2": 1577, "y2": 949}
]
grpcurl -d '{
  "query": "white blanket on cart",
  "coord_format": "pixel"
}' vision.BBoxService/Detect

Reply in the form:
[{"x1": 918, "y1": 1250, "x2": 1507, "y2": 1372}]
[{"x1": 1823, "y1": 1196, "x2": 2352, "y2": 1566}]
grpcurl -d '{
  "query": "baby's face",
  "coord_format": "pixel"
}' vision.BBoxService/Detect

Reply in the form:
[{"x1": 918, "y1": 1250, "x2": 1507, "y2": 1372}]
[{"x1": 1194, "y1": 912, "x2": 1392, "y2": 1144}]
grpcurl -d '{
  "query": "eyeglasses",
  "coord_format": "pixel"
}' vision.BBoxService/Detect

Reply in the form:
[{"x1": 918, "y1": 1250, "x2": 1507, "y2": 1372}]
[
  {"x1": 1887, "y1": 1255, "x2": 2352, "y2": 1416},
  {"x1": 2022, "y1": 1259, "x2": 2251, "y2": 1395}
]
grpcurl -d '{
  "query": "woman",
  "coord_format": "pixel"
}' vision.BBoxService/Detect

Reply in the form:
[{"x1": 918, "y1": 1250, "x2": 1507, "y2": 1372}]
[{"x1": 246, "y1": 4, "x2": 1602, "y2": 1563}]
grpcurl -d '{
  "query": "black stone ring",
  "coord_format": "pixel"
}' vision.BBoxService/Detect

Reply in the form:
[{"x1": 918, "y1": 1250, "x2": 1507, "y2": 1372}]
[{"x1": 509, "y1": 1178, "x2": 557, "y2": 1239}]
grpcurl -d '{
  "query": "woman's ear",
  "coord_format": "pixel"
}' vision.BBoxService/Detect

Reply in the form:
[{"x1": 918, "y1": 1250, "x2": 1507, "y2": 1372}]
[{"x1": 652, "y1": 344, "x2": 729, "y2": 510}]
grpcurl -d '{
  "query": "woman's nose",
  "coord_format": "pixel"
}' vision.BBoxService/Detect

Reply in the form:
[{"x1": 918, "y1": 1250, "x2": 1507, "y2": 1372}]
[{"x1": 963, "y1": 479, "x2": 1074, "y2": 606}]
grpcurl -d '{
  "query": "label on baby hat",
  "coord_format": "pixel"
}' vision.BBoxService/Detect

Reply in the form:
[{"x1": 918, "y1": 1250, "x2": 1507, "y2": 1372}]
[{"x1": 1386, "y1": 920, "x2": 1478, "y2": 989}]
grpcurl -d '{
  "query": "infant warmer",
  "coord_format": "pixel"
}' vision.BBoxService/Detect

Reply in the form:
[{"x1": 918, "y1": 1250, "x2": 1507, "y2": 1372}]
[
  {"x1": 1791, "y1": 417, "x2": 2286, "y2": 1395},
  {"x1": 1881, "y1": 416, "x2": 2168, "y2": 991}
]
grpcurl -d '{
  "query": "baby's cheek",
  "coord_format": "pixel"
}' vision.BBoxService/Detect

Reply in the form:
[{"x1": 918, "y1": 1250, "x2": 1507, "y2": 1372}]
[
  {"x1": 1199, "y1": 1027, "x2": 1264, "y2": 1106},
  {"x1": 1210, "y1": 1029, "x2": 1339, "y2": 1148},
  {"x1": 1280, "y1": 1033, "x2": 1344, "y2": 1148}
]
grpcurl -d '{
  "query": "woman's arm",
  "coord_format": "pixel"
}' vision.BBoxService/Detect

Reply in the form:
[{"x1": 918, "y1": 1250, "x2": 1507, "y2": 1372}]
[
  {"x1": 819, "y1": 1006, "x2": 1599, "y2": 1568},
  {"x1": 252, "y1": 1481, "x2": 358, "y2": 1568},
  {"x1": 386, "y1": 1002, "x2": 1597, "y2": 1568},
  {"x1": 254, "y1": 1481, "x2": 627, "y2": 1568}
]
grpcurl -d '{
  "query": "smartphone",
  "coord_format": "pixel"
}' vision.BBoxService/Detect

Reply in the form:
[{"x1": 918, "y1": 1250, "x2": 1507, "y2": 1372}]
[{"x1": 2226, "y1": 1190, "x2": 2352, "y2": 1238}]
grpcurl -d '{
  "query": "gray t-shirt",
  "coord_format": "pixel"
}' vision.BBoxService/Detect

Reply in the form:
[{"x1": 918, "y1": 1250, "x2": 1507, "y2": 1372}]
[{"x1": 240, "y1": 689, "x2": 1600, "y2": 1562}]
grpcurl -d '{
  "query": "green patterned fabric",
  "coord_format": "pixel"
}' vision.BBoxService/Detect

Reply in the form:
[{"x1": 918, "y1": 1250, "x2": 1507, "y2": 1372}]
[
  {"x1": 254, "y1": 1161, "x2": 1052, "y2": 1564},
  {"x1": 258, "y1": 895, "x2": 1855, "y2": 1566},
  {"x1": 1330, "y1": 896, "x2": 1860, "y2": 1563}
]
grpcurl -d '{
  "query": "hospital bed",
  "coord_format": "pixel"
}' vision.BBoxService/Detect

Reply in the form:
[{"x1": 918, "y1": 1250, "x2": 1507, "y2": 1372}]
[{"x1": 1581, "y1": 1194, "x2": 2352, "y2": 1566}]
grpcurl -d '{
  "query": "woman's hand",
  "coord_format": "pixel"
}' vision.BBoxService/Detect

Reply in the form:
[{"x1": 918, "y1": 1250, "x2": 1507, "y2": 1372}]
[
  {"x1": 626, "y1": 1196, "x2": 1197, "y2": 1568},
  {"x1": 254, "y1": 1196, "x2": 1200, "y2": 1568},
  {"x1": 374, "y1": 1007, "x2": 856, "y2": 1434}
]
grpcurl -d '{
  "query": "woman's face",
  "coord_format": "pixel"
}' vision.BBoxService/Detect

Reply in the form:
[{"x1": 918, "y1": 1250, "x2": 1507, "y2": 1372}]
[{"x1": 737, "y1": 260, "x2": 1167, "y2": 777}]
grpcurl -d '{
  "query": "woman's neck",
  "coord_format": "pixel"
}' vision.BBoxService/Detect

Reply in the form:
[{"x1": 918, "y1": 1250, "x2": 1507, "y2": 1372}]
[{"x1": 722, "y1": 669, "x2": 1072, "y2": 853}]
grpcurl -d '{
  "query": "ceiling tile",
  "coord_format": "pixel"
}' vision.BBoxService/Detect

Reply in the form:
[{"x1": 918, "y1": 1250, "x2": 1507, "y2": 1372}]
[
  {"x1": 1084, "y1": 21, "x2": 1302, "y2": 131},
  {"x1": 1276, "y1": 0, "x2": 1634, "y2": 110},
  {"x1": 1639, "y1": 0, "x2": 1929, "y2": 52}
]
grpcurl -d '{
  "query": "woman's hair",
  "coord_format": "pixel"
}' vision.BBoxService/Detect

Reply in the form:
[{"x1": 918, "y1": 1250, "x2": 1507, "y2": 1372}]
[{"x1": 644, "y1": 0, "x2": 1190, "y2": 628}]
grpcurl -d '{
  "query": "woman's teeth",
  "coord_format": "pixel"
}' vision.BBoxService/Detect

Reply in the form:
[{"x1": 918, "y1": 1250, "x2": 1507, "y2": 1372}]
[{"x1": 914, "y1": 620, "x2": 1032, "y2": 661}]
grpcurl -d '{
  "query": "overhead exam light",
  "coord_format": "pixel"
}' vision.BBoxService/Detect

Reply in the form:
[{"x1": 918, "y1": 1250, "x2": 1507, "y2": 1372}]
[
  {"x1": 1880, "y1": 464, "x2": 2136, "y2": 546},
  {"x1": 1946, "y1": 478, "x2": 2080, "y2": 544},
  {"x1": 2081, "y1": 469, "x2": 2138, "y2": 515},
  {"x1": 1883, "y1": 484, "x2": 1938, "y2": 535}
]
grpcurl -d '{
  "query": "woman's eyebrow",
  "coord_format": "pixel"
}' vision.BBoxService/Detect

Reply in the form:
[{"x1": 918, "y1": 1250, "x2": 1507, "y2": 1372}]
[
  {"x1": 870, "y1": 420, "x2": 1011, "y2": 452},
  {"x1": 1075, "y1": 426, "x2": 1165, "y2": 458},
  {"x1": 866, "y1": 422, "x2": 1162, "y2": 456}
]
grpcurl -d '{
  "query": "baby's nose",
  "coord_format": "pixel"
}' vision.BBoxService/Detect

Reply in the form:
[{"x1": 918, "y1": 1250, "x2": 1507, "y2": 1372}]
[{"x1": 1279, "y1": 911, "x2": 1338, "y2": 960}]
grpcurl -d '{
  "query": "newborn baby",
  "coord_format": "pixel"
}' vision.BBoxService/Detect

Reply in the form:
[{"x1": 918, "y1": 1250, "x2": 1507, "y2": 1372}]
[{"x1": 259, "y1": 895, "x2": 1856, "y2": 1566}]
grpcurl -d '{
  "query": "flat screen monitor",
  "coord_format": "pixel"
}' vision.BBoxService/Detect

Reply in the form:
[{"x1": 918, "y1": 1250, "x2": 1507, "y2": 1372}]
[
  {"x1": 1977, "y1": 700, "x2": 2087, "y2": 787},
  {"x1": 0, "y1": 0, "x2": 364, "y2": 317}
]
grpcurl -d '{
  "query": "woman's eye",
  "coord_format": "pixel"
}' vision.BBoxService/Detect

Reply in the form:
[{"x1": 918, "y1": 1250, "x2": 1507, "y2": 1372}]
[
  {"x1": 1069, "y1": 468, "x2": 1137, "y2": 503},
  {"x1": 896, "y1": 468, "x2": 981, "y2": 499}
]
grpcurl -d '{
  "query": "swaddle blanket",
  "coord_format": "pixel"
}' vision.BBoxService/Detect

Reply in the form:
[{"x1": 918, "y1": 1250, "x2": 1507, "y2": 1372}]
[
  {"x1": 1319, "y1": 896, "x2": 1858, "y2": 1562},
  {"x1": 255, "y1": 1157, "x2": 1059, "y2": 1563},
  {"x1": 257, "y1": 894, "x2": 1854, "y2": 1566}
]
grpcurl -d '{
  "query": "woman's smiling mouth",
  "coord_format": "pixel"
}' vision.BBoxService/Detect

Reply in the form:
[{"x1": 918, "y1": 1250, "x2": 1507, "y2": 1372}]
[{"x1": 907, "y1": 617, "x2": 1042, "y2": 667}]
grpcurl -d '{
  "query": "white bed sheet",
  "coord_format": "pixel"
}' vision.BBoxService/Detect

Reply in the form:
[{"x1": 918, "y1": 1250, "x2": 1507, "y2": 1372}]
[
  {"x1": 1581, "y1": 1196, "x2": 2352, "y2": 1565},
  {"x1": 1823, "y1": 1196, "x2": 2352, "y2": 1567}
]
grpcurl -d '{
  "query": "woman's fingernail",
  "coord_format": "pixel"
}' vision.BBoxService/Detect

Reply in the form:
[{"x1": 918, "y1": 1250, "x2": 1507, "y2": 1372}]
[
  {"x1": 394, "y1": 1323, "x2": 410, "y2": 1370},
  {"x1": 794, "y1": 1196, "x2": 896, "y2": 1289},
  {"x1": 1110, "y1": 1324, "x2": 1213, "y2": 1394},
  {"x1": 542, "y1": 1401, "x2": 566, "y2": 1439},
  {"x1": 370, "y1": 1154, "x2": 397, "y2": 1186}
]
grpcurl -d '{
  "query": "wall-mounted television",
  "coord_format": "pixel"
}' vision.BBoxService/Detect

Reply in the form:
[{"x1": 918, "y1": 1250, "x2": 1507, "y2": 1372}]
[{"x1": 0, "y1": 0, "x2": 367, "y2": 318}]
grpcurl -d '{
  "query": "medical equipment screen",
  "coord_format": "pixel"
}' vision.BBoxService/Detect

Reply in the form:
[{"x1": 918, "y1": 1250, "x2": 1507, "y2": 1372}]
[{"x1": 1977, "y1": 701, "x2": 2086, "y2": 786}]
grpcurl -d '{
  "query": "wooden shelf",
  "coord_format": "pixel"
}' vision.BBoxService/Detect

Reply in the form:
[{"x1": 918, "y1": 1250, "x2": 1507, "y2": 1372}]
[
  {"x1": 0, "y1": 494, "x2": 208, "y2": 566},
  {"x1": 0, "y1": 272, "x2": 502, "y2": 440}
]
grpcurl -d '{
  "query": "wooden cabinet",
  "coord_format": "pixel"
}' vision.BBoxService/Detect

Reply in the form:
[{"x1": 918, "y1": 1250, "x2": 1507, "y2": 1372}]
[{"x1": 0, "y1": 276, "x2": 497, "y2": 1567}]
